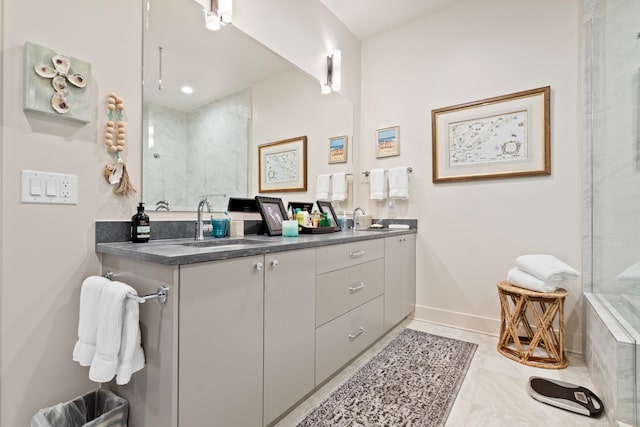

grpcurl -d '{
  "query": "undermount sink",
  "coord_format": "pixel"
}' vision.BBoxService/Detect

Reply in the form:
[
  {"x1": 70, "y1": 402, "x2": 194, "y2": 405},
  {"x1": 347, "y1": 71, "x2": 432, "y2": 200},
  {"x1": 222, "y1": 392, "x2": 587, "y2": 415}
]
[{"x1": 178, "y1": 238, "x2": 266, "y2": 248}]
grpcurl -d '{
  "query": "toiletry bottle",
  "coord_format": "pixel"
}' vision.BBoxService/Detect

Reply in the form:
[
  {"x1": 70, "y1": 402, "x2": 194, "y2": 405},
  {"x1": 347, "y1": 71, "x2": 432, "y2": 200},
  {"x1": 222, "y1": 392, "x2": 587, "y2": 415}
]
[
  {"x1": 296, "y1": 208, "x2": 304, "y2": 231},
  {"x1": 320, "y1": 212, "x2": 331, "y2": 227},
  {"x1": 132, "y1": 202, "x2": 150, "y2": 243},
  {"x1": 312, "y1": 210, "x2": 320, "y2": 227}
]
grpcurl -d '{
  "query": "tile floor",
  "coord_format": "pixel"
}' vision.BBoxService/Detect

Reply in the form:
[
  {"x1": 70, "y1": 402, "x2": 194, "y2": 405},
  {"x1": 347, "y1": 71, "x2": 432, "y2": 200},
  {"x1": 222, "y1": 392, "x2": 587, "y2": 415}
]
[{"x1": 276, "y1": 318, "x2": 609, "y2": 427}]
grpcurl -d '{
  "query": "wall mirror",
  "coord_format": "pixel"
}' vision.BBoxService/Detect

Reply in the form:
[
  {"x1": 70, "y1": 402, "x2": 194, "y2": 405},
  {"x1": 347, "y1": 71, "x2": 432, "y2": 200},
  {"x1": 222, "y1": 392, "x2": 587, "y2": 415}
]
[{"x1": 142, "y1": 0, "x2": 353, "y2": 212}]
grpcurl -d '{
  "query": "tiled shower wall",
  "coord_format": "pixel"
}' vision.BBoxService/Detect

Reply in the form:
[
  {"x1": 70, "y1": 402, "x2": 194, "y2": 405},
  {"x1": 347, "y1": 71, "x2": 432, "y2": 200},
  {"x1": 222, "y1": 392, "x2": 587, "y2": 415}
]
[{"x1": 143, "y1": 88, "x2": 251, "y2": 211}]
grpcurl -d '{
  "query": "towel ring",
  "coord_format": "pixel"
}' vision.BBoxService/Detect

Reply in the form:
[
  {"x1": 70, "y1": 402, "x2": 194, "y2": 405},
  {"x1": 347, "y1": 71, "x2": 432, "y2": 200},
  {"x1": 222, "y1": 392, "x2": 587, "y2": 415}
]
[{"x1": 103, "y1": 271, "x2": 169, "y2": 304}]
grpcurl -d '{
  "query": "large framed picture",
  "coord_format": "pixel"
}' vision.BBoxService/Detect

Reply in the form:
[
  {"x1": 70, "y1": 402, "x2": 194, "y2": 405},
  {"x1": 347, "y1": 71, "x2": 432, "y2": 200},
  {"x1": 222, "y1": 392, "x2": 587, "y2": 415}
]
[
  {"x1": 258, "y1": 136, "x2": 307, "y2": 192},
  {"x1": 328, "y1": 135, "x2": 348, "y2": 163},
  {"x1": 376, "y1": 126, "x2": 400, "y2": 158},
  {"x1": 431, "y1": 86, "x2": 550, "y2": 183},
  {"x1": 255, "y1": 196, "x2": 288, "y2": 236}
]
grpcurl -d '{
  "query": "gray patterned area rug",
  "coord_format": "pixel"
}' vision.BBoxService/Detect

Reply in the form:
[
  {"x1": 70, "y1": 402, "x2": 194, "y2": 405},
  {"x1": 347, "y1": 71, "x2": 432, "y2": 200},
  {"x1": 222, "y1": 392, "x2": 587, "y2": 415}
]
[{"x1": 295, "y1": 328, "x2": 477, "y2": 427}]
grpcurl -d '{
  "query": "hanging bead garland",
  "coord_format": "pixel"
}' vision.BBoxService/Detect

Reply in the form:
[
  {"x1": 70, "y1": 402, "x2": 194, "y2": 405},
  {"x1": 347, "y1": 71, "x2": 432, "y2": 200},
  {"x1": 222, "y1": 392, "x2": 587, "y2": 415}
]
[{"x1": 103, "y1": 93, "x2": 136, "y2": 196}]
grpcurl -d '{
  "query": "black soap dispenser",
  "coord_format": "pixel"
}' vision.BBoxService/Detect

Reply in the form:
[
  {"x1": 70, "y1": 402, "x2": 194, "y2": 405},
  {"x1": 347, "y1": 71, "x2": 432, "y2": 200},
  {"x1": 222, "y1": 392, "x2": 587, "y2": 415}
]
[{"x1": 132, "y1": 202, "x2": 150, "y2": 243}]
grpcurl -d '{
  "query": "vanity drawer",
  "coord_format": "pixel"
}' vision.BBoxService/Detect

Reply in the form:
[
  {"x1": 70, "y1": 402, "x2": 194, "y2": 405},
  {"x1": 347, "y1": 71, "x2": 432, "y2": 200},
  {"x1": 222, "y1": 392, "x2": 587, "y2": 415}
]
[
  {"x1": 316, "y1": 259, "x2": 384, "y2": 327},
  {"x1": 315, "y1": 295, "x2": 384, "y2": 385},
  {"x1": 316, "y1": 239, "x2": 384, "y2": 274}
]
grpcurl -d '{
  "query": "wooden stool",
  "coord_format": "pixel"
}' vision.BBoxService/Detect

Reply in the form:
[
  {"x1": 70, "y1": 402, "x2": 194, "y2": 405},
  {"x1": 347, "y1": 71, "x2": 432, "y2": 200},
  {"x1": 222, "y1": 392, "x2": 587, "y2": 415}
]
[{"x1": 497, "y1": 281, "x2": 568, "y2": 369}]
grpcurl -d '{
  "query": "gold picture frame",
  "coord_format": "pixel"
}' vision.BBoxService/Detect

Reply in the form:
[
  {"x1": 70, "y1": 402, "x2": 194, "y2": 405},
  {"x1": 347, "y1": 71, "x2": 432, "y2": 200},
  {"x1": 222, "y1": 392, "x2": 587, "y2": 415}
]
[
  {"x1": 328, "y1": 135, "x2": 348, "y2": 164},
  {"x1": 432, "y1": 86, "x2": 550, "y2": 183},
  {"x1": 258, "y1": 136, "x2": 307, "y2": 192},
  {"x1": 376, "y1": 126, "x2": 400, "y2": 158}
]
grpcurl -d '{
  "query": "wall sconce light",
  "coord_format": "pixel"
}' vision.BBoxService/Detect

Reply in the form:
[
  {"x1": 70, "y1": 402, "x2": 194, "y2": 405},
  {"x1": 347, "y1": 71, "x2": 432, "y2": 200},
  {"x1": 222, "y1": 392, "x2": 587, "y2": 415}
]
[
  {"x1": 321, "y1": 49, "x2": 341, "y2": 94},
  {"x1": 194, "y1": 0, "x2": 232, "y2": 31}
]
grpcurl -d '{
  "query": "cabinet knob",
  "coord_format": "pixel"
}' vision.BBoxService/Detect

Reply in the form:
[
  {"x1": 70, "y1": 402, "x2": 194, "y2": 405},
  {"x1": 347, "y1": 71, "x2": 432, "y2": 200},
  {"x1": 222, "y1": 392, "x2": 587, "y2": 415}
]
[
  {"x1": 255, "y1": 262, "x2": 263, "y2": 271},
  {"x1": 271, "y1": 260, "x2": 279, "y2": 268}
]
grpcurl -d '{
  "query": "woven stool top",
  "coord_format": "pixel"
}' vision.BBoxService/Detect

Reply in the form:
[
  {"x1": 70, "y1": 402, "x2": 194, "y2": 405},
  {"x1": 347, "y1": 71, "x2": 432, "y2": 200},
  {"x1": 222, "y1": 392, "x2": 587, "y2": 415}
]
[{"x1": 497, "y1": 280, "x2": 568, "y2": 298}]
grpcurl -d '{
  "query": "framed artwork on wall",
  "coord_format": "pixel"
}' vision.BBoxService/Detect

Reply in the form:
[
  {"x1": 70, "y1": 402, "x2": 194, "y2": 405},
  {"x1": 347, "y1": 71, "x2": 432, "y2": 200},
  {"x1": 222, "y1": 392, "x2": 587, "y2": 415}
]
[
  {"x1": 431, "y1": 86, "x2": 551, "y2": 183},
  {"x1": 376, "y1": 126, "x2": 400, "y2": 158},
  {"x1": 23, "y1": 41, "x2": 92, "y2": 123},
  {"x1": 258, "y1": 136, "x2": 307, "y2": 192},
  {"x1": 328, "y1": 135, "x2": 348, "y2": 163}
]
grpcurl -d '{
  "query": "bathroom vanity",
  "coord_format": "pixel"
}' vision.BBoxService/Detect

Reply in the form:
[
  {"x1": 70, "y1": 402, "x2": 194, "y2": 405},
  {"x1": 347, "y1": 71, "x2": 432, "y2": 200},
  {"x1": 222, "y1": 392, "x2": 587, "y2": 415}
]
[{"x1": 96, "y1": 229, "x2": 416, "y2": 427}]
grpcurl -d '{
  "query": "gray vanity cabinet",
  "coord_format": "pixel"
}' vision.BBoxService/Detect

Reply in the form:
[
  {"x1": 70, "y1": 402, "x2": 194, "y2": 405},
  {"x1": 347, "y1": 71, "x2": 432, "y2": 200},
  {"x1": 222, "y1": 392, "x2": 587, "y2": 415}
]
[
  {"x1": 263, "y1": 249, "x2": 316, "y2": 426},
  {"x1": 384, "y1": 234, "x2": 417, "y2": 331},
  {"x1": 179, "y1": 256, "x2": 264, "y2": 427}
]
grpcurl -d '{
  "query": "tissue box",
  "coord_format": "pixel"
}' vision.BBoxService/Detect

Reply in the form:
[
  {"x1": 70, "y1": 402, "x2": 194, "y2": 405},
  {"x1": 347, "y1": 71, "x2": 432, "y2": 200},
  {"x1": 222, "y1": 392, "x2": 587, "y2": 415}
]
[{"x1": 354, "y1": 215, "x2": 372, "y2": 230}]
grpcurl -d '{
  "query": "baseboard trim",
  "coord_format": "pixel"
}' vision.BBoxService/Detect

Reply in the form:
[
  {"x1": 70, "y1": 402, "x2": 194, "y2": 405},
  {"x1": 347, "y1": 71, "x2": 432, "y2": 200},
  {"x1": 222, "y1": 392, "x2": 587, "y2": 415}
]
[{"x1": 413, "y1": 304, "x2": 582, "y2": 354}]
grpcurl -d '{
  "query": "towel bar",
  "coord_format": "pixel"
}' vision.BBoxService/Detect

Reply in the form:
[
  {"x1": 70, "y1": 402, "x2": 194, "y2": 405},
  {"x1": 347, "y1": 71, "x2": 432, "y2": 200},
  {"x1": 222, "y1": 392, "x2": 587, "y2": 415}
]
[
  {"x1": 103, "y1": 271, "x2": 169, "y2": 304},
  {"x1": 362, "y1": 167, "x2": 413, "y2": 176}
]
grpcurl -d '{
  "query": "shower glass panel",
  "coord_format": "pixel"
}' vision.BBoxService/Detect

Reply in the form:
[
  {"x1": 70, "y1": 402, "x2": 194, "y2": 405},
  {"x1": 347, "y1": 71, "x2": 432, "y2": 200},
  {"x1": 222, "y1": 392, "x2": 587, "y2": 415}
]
[{"x1": 587, "y1": 0, "x2": 639, "y2": 423}]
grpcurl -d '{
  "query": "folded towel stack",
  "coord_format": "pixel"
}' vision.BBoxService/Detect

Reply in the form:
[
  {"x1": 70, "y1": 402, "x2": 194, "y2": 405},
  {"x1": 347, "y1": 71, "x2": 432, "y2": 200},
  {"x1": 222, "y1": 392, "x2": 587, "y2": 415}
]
[
  {"x1": 507, "y1": 254, "x2": 580, "y2": 293},
  {"x1": 73, "y1": 276, "x2": 145, "y2": 385}
]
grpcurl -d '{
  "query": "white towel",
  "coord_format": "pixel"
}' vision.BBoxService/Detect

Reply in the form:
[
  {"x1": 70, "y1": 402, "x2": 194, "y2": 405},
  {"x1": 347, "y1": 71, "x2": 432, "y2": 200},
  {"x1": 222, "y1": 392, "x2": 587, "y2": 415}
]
[
  {"x1": 73, "y1": 276, "x2": 109, "y2": 366},
  {"x1": 388, "y1": 167, "x2": 409, "y2": 199},
  {"x1": 369, "y1": 169, "x2": 387, "y2": 200},
  {"x1": 316, "y1": 174, "x2": 331, "y2": 201},
  {"x1": 89, "y1": 281, "x2": 144, "y2": 384},
  {"x1": 331, "y1": 173, "x2": 347, "y2": 202},
  {"x1": 514, "y1": 254, "x2": 580, "y2": 285},
  {"x1": 615, "y1": 262, "x2": 640, "y2": 285},
  {"x1": 116, "y1": 294, "x2": 145, "y2": 385},
  {"x1": 507, "y1": 267, "x2": 558, "y2": 293}
]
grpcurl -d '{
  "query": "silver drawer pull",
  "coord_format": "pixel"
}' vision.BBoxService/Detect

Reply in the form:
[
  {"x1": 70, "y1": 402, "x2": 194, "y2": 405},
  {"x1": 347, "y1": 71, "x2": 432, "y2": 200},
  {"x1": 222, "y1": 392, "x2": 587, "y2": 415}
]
[
  {"x1": 349, "y1": 282, "x2": 366, "y2": 293},
  {"x1": 348, "y1": 326, "x2": 365, "y2": 341},
  {"x1": 349, "y1": 250, "x2": 365, "y2": 258}
]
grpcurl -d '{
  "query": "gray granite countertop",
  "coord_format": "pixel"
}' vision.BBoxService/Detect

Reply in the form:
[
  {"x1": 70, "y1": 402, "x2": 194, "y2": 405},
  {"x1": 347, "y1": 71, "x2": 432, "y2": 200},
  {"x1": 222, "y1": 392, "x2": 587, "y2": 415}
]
[{"x1": 95, "y1": 228, "x2": 417, "y2": 265}]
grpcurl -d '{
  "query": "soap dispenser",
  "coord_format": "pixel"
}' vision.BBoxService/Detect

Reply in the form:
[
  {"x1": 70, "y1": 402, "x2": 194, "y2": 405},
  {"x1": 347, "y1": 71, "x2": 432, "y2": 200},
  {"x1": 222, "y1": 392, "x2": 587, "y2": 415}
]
[{"x1": 132, "y1": 202, "x2": 150, "y2": 243}]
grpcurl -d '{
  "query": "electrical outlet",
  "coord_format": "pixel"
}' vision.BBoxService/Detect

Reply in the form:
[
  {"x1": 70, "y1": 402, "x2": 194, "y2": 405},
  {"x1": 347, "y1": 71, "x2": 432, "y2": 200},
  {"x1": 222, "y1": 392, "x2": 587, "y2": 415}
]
[{"x1": 21, "y1": 170, "x2": 78, "y2": 205}]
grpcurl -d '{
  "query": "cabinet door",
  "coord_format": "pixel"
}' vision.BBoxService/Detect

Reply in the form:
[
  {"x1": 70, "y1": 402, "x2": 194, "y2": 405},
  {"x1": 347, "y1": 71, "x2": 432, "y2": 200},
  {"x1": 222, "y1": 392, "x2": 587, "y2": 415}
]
[
  {"x1": 264, "y1": 249, "x2": 316, "y2": 426},
  {"x1": 179, "y1": 256, "x2": 264, "y2": 427},
  {"x1": 384, "y1": 234, "x2": 417, "y2": 331}
]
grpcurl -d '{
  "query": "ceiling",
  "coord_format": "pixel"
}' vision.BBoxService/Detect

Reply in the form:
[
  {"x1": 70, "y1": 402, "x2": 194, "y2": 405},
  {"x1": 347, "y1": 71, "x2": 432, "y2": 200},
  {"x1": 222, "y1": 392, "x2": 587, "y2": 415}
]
[
  {"x1": 320, "y1": 0, "x2": 468, "y2": 40},
  {"x1": 144, "y1": 0, "x2": 466, "y2": 112}
]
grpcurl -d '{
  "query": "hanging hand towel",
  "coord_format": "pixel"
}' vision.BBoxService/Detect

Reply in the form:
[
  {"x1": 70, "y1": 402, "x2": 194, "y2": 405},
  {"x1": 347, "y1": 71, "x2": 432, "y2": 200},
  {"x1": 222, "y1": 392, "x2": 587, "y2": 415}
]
[
  {"x1": 316, "y1": 174, "x2": 331, "y2": 201},
  {"x1": 507, "y1": 267, "x2": 558, "y2": 293},
  {"x1": 514, "y1": 254, "x2": 580, "y2": 285},
  {"x1": 331, "y1": 172, "x2": 347, "y2": 202},
  {"x1": 116, "y1": 292, "x2": 145, "y2": 385},
  {"x1": 389, "y1": 167, "x2": 409, "y2": 199},
  {"x1": 369, "y1": 169, "x2": 387, "y2": 200},
  {"x1": 73, "y1": 276, "x2": 109, "y2": 366},
  {"x1": 89, "y1": 281, "x2": 137, "y2": 383}
]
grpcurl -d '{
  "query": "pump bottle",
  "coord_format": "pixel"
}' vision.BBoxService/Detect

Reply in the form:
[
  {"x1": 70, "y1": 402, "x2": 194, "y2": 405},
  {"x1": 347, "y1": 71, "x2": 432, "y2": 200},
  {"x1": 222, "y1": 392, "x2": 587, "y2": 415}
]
[{"x1": 132, "y1": 202, "x2": 150, "y2": 243}]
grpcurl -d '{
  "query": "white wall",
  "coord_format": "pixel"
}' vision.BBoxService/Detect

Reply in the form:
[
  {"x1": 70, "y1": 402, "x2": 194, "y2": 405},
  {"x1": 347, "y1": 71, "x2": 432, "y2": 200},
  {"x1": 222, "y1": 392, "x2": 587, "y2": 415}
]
[
  {"x1": 359, "y1": 0, "x2": 583, "y2": 350},
  {"x1": 0, "y1": 0, "x2": 360, "y2": 424},
  {"x1": 0, "y1": 0, "x2": 142, "y2": 424},
  {"x1": 252, "y1": 68, "x2": 354, "y2": 214}
]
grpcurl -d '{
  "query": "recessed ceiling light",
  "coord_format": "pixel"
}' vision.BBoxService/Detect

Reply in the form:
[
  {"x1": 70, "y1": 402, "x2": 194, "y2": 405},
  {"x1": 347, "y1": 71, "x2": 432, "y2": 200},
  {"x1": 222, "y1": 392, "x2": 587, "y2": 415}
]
[{"x1": 181, "y1": 86, "x2": 194, "y2": 94}]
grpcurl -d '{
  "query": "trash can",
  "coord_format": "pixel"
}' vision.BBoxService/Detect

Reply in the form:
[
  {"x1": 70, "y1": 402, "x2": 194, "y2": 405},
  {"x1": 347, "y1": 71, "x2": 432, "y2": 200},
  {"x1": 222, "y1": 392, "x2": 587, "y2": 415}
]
[{"x1": 31, "y1": 389, "x2": 128, "y2": 427}]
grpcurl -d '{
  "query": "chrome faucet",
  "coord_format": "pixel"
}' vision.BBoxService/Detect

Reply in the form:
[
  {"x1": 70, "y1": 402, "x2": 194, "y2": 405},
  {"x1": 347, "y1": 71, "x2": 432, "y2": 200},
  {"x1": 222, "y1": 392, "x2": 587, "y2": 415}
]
[
  {"x1": 352, "y1": 207, "x2": 365, "y2": 229},
  {"x1": 196, "y1": 198, "x2": 213, "y2": 240}
]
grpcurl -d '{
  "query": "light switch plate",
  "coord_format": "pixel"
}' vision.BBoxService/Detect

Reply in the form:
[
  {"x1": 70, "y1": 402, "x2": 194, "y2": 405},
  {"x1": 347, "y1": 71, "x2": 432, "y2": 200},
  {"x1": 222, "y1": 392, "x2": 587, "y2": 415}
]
[{"x1": 21, "y1": 170, "x2": 78, "y2": 205}]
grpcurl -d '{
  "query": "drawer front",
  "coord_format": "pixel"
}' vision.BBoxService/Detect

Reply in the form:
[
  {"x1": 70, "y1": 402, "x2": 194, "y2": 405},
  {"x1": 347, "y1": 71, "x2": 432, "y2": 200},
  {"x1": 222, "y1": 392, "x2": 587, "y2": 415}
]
[
  {"x1": 316, "y1": 268, "x2": 350, "y2": 327},
  {"x1": 315, "y1": 295, "x2": 384, "y2": 385},
  {"x1": 316, "y1": 239, "x2": 385, "y2": 274},
  {"x1": 348, "y1": 259, "x2": 384, "y2": 311},
  {"x1": 315, "y1": 311, "x2": 350, "y2": 385},
  {"x1": 347, "y1": 295, "x2": 384, "y2": 357}
]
